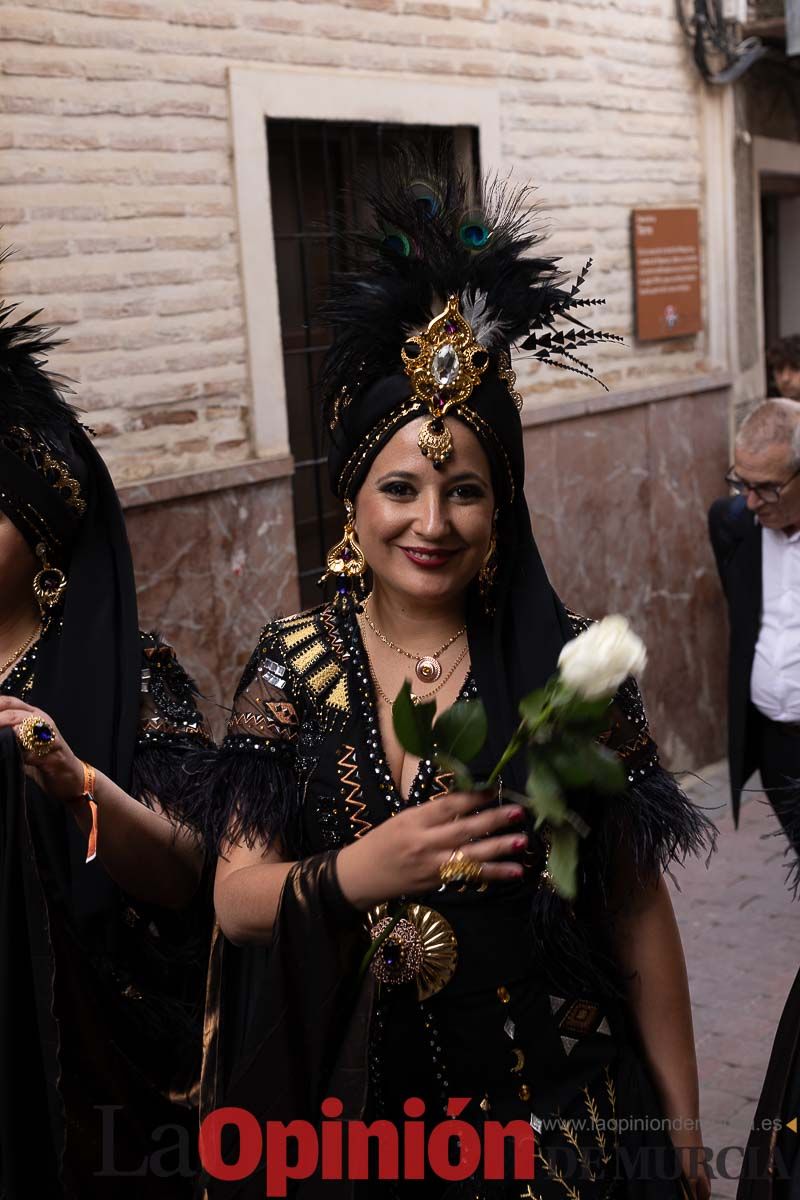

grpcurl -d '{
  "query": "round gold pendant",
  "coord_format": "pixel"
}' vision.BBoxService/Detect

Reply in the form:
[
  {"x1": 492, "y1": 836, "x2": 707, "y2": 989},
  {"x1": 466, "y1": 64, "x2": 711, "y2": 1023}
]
[
  {"x1": 417, "y1": 417, "x2": 453, "y2": 467},
  {"x1": 415, "y1": 655, "x2": 441, "y2": 684}
]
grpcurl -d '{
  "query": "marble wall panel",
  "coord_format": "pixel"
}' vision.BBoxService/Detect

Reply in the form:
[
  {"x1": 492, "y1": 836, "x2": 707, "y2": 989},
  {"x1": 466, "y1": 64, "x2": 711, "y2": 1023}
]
[
  {"x1": 125, "y1": 475, "x2": 300, "y2": 740},
  {"x1": 524, "y1": 388, "x2": 730, "y2": 770}
]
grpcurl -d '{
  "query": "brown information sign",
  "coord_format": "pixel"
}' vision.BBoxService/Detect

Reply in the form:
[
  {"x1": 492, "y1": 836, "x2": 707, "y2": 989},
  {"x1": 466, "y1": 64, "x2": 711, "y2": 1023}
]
[{"x1": 632, "y1": 208, "x2": 701, "y2": 341}]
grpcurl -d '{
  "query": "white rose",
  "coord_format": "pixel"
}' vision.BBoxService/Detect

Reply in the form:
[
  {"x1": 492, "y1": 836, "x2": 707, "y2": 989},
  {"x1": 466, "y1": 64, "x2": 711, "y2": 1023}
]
[{"x1": 557, "y1": 615, "x2": 647, "y2": 701}]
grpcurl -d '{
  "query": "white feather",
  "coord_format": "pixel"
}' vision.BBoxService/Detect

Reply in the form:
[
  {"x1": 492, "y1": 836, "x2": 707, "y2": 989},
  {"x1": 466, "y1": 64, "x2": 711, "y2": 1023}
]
[{"x1": 460, "y1": 288, "x2": 508, "y2": 347}]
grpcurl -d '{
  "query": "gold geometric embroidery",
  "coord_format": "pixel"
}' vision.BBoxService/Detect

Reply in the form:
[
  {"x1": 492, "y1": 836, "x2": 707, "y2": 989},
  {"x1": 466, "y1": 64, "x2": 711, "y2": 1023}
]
[
  {"x1": 264, "y1": 701, "x2": 298, "y2": 728},
  {"x1": 582, "y1": 1084, "x2": 610, "y2": 1165},
  {"x1": 534, "y1": 1145, "x2": 580, "y2": 1200},
  {"x1": 291, "y1": 639, "x2": 326, "y2": 673},
  {"x1": 326, "y1": 675, "x2": 349, "y2": 713},
  {"x1": 227, "y1": 709, "x2": 297, "y2": 741},
  {"x1": 320, "y1": 604, "x2": 346, "y2": 660},
  {"x1": 558, "y1": 1117, "x2": 597, "y2": 1183},
  {"x1": 560, "y1": 1000, "x2": 600, "y2": 1038},
  {"x1": 604, "y1": 1064, "x2": 616, "y2": 1112},
  {"x1": 337, "y1": 744, "x2": 371, "y2": 839},
  {"x1": 276, "y1": 612, "x2": 316, "y2": 629},
  {"x1": 308, "y1": 661, "x2": 340, "y2": 694},
  {"x1": 139, "y1": 715, "x2": 208, "y2": 740},
  {"x1": 430, "y1": 770, "x2": 454, "y2": 802},
  {"x1": 283, "y1": 622, "x2": 317, "y2": 650}
]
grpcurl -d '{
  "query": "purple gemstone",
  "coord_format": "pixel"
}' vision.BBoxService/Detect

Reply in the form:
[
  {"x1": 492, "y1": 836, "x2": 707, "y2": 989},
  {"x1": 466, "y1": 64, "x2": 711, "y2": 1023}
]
[
  {"x1": 337, "y1": 585, "x2": 347, "y2": 595},
  {"x1": 437, "y1": 397, "x2": 445, "y2": 409},
  {"x1": 342, "y1": 548, "x2": 352, "y2": 561},
  {"x1": 384, "y1": 942, "x2": 402, "y2": 969},
  {"x1": 445, "y1": 321, "x2": 457, "y2": 334}
]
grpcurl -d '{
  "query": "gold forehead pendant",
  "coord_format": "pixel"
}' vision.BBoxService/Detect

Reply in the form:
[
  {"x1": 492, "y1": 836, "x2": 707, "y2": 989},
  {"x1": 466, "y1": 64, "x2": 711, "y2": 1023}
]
[{"x1": 400, "y1": 295, "x2": 490, "y2": 467}]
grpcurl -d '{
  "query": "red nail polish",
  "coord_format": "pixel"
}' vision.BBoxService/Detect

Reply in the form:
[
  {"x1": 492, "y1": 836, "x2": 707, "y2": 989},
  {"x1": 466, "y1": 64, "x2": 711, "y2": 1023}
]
[{"x1": 513, "y1": 836, "x2": 527, "y2": 850}]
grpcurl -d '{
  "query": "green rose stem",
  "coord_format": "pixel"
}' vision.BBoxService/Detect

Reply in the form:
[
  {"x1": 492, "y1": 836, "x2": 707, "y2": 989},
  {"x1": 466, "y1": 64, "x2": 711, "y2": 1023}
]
[{"x1": 485, "y1": 696, "x2": 560, "y2": 788}]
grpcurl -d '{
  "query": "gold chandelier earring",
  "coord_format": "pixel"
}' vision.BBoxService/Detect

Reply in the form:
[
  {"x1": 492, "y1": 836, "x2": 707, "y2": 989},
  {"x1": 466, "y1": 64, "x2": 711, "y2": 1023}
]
[
  {"x1": 478, "y1": 512, "x2": 498, "y2": 614},
  {"x1": 319, "y1": 500, "x2": 367, "y2": 609},
  {"x1": 33, "y1": 542, "x2": 67, "y2": 626}
]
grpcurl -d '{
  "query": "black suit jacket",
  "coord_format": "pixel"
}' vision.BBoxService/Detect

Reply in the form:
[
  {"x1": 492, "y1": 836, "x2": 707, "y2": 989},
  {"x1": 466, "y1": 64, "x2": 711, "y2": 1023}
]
[{"x1": 707, "y1": 495, "x2": 762, "y2": 825}]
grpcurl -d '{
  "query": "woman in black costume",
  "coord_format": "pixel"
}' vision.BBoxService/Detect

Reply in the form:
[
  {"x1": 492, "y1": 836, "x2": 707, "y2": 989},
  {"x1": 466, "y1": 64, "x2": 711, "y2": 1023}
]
[
  {"x1": 200, "y1": 155, "x2": 714, "y2": 1200},
  {"x1": 0, "y1": 305, "x2": 213, "y2": 1198}
]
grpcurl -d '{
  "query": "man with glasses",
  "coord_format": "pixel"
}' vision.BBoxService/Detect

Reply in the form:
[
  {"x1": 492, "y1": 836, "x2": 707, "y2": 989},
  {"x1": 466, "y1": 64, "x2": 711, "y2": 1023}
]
[{"x1": 708, "y1": 398, "x2": 800, "y2": 857}]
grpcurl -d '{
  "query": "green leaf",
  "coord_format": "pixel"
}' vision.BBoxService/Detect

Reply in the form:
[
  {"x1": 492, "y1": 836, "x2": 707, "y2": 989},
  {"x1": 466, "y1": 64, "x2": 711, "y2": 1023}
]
[
  {"x1": 545, "y1": 682, "x2": 579, "y2": 713},
  {"x1": 583, "y1": 743, "x2": 626, "y2": 794},
  {"x1": 436, "y1": 751, "x2": 474, "y2": 793},
  {"x1": 518, "y1": 688, "x2": 548, "y2": 727},
  {"x1": 392, "y1": 681, "x2": 435, "y2": 758},
  {"x1": 546, "y1": 825, "x2": 579, "y2": 900},
  {"x1": 547, "y1": 740, "x2": 596, "y2": 790},
  {"x1": 433, "y1": 700, "x2": 487, "y2": 764},
  {"x1": 525, "y1": 756, "x2": 567, "y2": 829},
  {"x1": 555, "y1": 691, "x2": 613, "y2": 729}
]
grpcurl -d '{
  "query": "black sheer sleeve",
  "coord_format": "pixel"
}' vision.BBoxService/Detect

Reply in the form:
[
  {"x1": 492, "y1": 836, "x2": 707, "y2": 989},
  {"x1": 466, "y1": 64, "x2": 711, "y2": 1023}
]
[
  {"x1": 196, "y1": 622, "x2": 304, "y2": 859},
  {"x1": 596, "y1": 674, "x2": 716, "y2": 893},
  {"x1": 131, "y1": 631, "x2": 214, "y2": 824}
]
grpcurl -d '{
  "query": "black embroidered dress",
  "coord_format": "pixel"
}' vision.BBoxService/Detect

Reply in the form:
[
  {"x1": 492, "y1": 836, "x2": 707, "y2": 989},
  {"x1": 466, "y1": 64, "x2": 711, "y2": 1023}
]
[
  {"x1": 203, "y1": 601, "x2": 707, "y2": 1200},
  {"x1": 0, "y1": 626, "x2": 213, "y2": 1199}
]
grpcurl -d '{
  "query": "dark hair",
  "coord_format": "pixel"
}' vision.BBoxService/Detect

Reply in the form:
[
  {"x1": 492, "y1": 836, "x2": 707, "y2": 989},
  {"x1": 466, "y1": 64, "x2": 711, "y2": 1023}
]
[{"x1": 767, "y1": 334, "x2": 800, "y2": 372}]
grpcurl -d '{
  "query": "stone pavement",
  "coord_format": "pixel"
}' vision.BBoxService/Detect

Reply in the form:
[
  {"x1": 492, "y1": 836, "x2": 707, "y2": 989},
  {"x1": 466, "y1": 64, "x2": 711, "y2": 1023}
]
[{"x1": 668, "y1": 761, "x2": 800, "y2": 1197}]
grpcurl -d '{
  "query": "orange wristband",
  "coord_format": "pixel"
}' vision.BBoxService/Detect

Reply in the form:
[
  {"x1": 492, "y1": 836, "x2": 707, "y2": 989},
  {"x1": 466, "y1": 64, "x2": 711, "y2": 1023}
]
[{"x1": 78, "y1": 761, "x2": 98, "y2": 864}]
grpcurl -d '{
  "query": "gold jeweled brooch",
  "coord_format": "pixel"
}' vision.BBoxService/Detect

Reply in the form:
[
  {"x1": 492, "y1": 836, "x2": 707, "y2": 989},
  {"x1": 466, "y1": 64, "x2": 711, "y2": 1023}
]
[
  {"x1": 366, "y1": 903, "x2": 458, "y2": 1001},
  {"x1": 401, "y1": 295, "x2": 490, "y2": 468}
]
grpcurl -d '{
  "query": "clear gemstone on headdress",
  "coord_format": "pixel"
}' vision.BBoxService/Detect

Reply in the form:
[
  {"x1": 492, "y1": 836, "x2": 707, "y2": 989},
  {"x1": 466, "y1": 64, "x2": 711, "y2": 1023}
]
[{"x1": 431, "y1": 344, "x2": 460, "y2": 387}]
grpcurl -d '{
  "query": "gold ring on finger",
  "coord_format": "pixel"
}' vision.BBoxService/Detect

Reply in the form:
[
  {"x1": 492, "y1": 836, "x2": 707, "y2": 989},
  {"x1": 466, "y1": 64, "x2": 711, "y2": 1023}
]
[
  {"x1": 16, "y1": 715, "x2": 58, "y2": 758},
  {"x1": 438, "y1": 848, "x2": 483, "y2": 886}
]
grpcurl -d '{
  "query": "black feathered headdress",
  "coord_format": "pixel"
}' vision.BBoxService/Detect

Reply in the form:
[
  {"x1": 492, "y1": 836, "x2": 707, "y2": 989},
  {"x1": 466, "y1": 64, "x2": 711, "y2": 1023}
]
[
  {"x1": 0, "y1": 303, "x2": 88, "y2": 554},
  {"x1": 0, "y1": 303, "x2": 76, "y2": 434},
  {"x1": 322, "y1": 149, "x2": 622, "y2": 496}
]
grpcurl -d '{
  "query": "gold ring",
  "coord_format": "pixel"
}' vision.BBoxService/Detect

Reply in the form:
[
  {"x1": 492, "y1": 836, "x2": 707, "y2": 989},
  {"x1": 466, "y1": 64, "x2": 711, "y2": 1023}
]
[
  {"x1": 438, "y1": 848, "x2": 483, "y2": 886},
  {"x1": 17, "y1": 715, "x2": 58, "y2": 758}
]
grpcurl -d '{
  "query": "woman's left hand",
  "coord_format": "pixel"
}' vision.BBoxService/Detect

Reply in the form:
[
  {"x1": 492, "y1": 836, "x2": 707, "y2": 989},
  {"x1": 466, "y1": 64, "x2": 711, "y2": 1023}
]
[{"x1": 0, "y1": 695, "x2": 85, "y2": 803}]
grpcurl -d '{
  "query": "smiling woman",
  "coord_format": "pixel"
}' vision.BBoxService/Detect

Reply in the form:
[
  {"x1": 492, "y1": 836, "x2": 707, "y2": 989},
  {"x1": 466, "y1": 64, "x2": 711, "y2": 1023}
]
[{"x1": 196, "y1": 148, "x2": 714, "y2": 1200}]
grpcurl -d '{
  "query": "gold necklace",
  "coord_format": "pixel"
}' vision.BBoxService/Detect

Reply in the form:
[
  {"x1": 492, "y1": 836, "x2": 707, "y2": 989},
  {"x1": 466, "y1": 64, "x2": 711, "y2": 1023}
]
[
  {"x1": 366, "y1": 640, "x2": 470, "y2": 708},
  {"x1": 0, "y1": 623, "x2": 41, "y2": 678},
  {"x1": 362, "y1": 596, "x2": 467, "y2": 685}
]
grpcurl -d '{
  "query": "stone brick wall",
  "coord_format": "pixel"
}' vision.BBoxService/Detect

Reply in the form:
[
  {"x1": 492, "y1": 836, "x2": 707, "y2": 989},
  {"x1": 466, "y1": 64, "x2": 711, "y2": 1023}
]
[{"x1": 2, "y1": 0, "x2": 710, "y2": 485}]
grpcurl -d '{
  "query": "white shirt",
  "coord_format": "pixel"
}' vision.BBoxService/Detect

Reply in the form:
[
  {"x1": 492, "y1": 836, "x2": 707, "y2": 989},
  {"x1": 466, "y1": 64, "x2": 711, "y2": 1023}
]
[{"x1": 750, "y1": 525, "x2": 800, "y2": 723}]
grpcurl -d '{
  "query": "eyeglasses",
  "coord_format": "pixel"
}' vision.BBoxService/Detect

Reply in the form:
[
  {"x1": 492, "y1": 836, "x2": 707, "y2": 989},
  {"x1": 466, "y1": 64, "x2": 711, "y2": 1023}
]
[{"x1": 724, "y1": 465, "x2": 800, "y2": 504}]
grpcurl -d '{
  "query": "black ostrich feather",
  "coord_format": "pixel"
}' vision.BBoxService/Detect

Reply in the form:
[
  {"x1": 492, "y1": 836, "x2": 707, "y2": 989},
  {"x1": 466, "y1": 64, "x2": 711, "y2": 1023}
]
[
  {"x1": 0, "y1": 300, "x2": 78, "y2": 436},
  {"x1": 320, "y1": 146, "x2": 622, "y2": 423}
]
